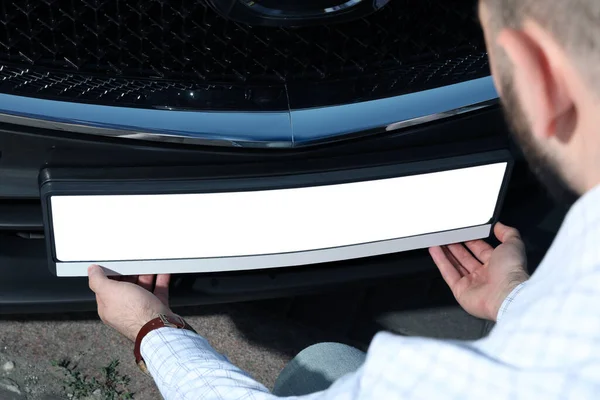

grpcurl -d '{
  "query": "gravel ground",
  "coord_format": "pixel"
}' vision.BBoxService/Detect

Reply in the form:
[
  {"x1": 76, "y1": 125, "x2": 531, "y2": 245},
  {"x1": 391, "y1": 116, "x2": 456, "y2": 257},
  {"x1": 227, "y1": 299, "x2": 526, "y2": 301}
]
[{"x1": 0, "y1": 302, "x2": 340, "y2": 400}]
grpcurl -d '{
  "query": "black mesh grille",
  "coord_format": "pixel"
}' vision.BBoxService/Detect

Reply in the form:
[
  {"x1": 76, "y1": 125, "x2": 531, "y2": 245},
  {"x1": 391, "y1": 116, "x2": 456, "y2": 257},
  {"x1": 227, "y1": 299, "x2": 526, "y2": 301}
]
[
  {"x1": 0, "y1": 0, "x2": 488, "y2": 108},
  {"x1": 0, "y1": 64, "x2": 291, "y2": 110}
]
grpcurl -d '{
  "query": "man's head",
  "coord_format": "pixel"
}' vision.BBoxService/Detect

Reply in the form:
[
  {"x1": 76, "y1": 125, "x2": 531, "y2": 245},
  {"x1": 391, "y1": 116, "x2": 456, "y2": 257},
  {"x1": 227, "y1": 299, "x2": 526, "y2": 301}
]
[{"x1": 479, "y1": 0, "x2": 600, "y2": 203}]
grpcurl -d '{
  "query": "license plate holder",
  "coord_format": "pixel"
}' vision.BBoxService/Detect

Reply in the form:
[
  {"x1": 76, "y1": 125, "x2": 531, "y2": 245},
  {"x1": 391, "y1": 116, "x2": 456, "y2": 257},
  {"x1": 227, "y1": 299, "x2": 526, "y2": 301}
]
[{"x1": 40, "y1": 151, "x2": 513, "y2": 277}]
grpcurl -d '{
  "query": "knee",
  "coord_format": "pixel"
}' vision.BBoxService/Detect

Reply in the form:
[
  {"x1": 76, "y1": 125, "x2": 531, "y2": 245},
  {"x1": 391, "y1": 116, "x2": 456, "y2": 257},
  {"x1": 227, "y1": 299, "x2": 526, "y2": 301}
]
[
  {"x1": 298, "y1": 342, "x2": 362, "y2": 359},
  {"x1": 294, "y1": 342, "x2": 366, "y2": 370},
  {"x1": 273, "y1": 342, "x2": 366, "y2": 396}
]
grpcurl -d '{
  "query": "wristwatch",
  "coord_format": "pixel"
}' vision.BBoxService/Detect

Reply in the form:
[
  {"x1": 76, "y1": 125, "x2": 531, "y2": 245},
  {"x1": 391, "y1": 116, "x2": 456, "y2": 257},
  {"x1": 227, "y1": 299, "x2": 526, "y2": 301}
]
[{"x1": 134, "y1": 314, "x2": 196, "y2": 374}]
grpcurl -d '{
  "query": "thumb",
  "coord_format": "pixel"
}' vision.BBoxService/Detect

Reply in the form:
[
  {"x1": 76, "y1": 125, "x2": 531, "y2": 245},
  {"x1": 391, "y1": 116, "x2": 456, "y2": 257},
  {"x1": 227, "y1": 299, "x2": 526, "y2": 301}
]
[
  {"x1": 494, "y1": 222, "x2": 522, "y2": 244},
  {"x1": 88, "y1": 264, "x2": 110, "y2": 293}
]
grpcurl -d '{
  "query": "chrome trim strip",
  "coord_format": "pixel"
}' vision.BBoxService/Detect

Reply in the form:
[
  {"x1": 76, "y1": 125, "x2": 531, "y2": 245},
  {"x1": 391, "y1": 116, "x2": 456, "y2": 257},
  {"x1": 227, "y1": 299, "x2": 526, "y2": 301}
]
[
  {"x1": 385, "y1": 100, "x2": 497, "y2": 132},
  {"x1": 291, "y1": 77, "x2": 498, "y2": 144},
  {"x1": 0, "y1": 77, "x2": 498, "y2": 148},
  {"x1": 0, "y1": 96, "x2": 294, "y2": 148},
  {"x1": 55, "y1": 224, "x2": 491, "y2": 277}
]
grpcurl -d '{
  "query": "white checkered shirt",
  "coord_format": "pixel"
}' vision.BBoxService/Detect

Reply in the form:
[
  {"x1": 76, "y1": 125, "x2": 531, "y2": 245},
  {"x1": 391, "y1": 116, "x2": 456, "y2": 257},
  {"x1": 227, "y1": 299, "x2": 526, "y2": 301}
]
[{"x1": 141, "y1": 184, "x2": 600, "y2": 399}]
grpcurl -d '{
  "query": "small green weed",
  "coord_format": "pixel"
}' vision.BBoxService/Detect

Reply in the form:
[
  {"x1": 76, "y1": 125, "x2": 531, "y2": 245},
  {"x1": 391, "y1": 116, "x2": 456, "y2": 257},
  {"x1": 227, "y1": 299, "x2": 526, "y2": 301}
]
[{"x1": 52, "y1": 359, "x2": 134, "y2": 400}]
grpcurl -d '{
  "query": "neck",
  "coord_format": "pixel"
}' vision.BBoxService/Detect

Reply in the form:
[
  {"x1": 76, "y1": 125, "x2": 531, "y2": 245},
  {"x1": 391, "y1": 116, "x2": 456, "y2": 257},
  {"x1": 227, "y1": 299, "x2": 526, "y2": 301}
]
[
  {"x1": 580, "y1": 138, "x2": 600, "y2": 193},
  {"x1": 569, "y1": 110, "x2": 600, "y2": 194}
]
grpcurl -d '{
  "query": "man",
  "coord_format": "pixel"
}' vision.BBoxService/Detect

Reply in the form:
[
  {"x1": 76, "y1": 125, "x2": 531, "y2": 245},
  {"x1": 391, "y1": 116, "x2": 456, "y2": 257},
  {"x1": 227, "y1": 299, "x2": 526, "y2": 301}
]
[{"x1": 88, "y1": 0, "x2": 600, "y2": 398}]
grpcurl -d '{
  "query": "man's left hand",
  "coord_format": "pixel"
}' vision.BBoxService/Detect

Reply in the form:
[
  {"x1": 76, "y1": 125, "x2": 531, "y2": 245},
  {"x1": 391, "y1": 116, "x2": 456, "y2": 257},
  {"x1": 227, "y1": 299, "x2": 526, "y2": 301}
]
[{"x1": 88, "y1": 265, "x2": 176, "y2": 341}]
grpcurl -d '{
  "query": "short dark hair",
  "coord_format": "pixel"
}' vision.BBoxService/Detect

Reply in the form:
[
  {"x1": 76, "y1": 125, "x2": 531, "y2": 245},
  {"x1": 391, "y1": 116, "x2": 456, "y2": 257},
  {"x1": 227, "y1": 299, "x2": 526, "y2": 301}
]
[{"x1": 482, "y1": 0, "x2": 600, "y2": 90}]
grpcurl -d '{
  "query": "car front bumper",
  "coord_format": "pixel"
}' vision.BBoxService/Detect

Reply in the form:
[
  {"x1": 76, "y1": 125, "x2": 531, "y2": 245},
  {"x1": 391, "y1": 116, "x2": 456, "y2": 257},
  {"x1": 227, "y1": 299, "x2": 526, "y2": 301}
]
[{"x1": 0, "y1": 105, "x2": 564, "y2": 313}]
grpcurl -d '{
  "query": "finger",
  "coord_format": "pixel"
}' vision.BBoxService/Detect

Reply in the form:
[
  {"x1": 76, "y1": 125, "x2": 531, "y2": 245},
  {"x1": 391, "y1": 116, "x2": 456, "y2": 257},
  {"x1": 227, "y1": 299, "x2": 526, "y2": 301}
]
[
  {"x1": 494, "y1": 222, "x2": 522, "y2": 244},
  {"x1": 429, "y1": 246, "x2": 461, "y2": 287},
  {"x1": 446, "y1": 243, "x2": 481, "y2": 272},
  {"x1": 443, "y1": 246, "x2": 469, "y2": 276},
  {"x1": 465, "y1": 240, "x2": 494, "y2": 264},
  {"x1": 108, "y1": 276, "x2": 122, "y2": 282},
  {"x1": 138, "y1": 275, "x2": 155, "y2": 292},
  {"x1": 121, "y1": 275, "x2": 138, "y2": 284},
  {"x1": 154, "y1": 274, "x2": 171, "y2": 305},
  {"x1": 88, "y1": 265, "x2": 111, "y2": 293}
]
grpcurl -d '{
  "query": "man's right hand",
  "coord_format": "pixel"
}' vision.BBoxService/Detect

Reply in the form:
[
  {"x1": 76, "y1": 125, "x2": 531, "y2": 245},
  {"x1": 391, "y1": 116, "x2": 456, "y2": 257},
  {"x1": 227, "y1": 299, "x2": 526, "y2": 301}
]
[
  {"x1": 88, "y1": 265, "x2": 176, "y2": 342},
  {"x1": 429, "y1": 222, "x2": 529, "y2": 321}
]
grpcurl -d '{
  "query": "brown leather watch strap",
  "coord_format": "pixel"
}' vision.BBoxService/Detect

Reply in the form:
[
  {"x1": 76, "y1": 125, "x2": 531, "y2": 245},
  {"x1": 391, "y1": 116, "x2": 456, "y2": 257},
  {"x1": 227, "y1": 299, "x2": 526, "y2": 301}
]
[{"x1": 134, "y1": 314, "x2": 196, "y2": 374}]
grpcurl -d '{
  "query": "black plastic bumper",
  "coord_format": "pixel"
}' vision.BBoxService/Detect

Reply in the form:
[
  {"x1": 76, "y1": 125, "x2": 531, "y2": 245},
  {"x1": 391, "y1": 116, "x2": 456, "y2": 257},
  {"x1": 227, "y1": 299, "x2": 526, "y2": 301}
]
[{"x1": 0, "y1": 106, "x2": 565, "y2": 313}]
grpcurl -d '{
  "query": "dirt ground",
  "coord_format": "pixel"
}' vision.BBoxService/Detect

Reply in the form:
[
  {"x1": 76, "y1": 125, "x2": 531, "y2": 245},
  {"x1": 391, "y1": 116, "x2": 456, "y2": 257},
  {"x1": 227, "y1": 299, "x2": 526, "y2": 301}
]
[{"x1": 0, "y1": 302, "x2": 338, "y2": 400}]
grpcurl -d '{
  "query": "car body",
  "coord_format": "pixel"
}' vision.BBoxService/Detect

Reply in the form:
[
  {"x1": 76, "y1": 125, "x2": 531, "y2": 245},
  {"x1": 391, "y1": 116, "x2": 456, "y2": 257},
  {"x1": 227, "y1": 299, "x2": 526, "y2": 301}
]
[{"x1": 0, "y1": 0, "x2": 563, "y2": 313}]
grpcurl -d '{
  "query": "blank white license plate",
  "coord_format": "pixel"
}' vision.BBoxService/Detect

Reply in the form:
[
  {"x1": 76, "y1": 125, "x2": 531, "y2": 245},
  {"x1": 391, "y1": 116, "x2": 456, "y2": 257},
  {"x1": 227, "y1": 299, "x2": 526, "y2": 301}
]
[{"x1": 44, "y1": 160, "x2": 509, "y2": 277}]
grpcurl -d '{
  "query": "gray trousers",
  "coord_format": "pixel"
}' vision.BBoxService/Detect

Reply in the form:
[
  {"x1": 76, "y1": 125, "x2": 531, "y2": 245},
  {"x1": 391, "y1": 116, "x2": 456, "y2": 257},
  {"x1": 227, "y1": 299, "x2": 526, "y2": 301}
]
[{"x1": 272, "y1": 343, "x2": 366, "y2": 397}]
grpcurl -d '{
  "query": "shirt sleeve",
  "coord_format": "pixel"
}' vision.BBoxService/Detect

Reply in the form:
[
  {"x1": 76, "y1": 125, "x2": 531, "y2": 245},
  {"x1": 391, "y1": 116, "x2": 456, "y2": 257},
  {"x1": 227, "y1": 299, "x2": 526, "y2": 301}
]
[
  {"x1": 141, "y1": 327, "x2": 275, "y2": 399},
  {"x1": 141, "y1": 327, "x2": 363, "y2": 400},
  {"x1": 139, "y1": 301, "x2": 580, "y2": 400},
  {"x1": 496, "y1": 281, "x2": 527, "y2": 322}
]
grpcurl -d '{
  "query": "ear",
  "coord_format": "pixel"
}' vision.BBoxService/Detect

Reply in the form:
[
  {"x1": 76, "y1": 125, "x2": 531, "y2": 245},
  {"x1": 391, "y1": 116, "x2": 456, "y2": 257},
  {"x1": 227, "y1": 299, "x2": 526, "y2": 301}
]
[{"x1": 497, "y1": 26, "x2": 574, "y2": 141}]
